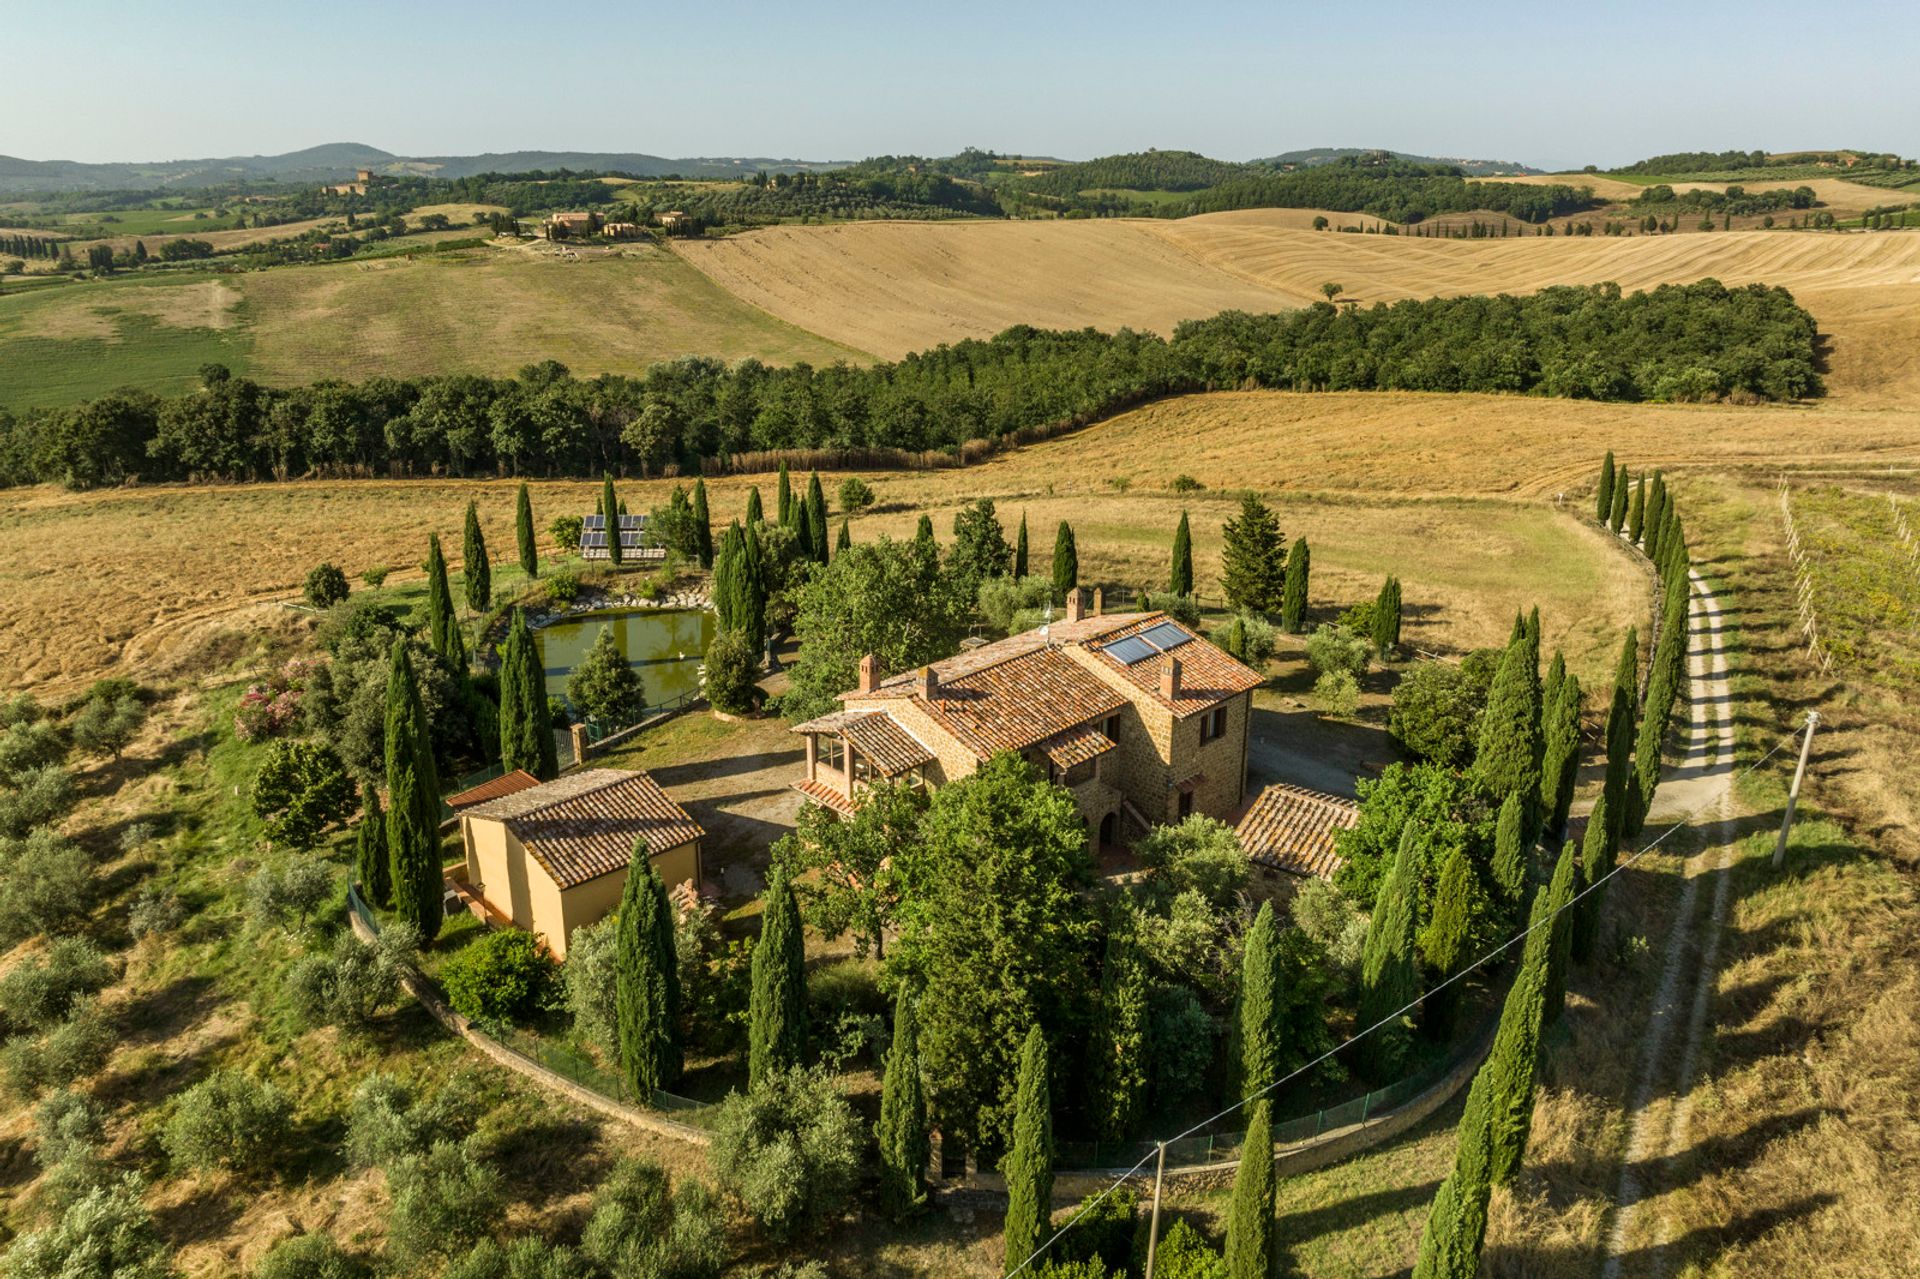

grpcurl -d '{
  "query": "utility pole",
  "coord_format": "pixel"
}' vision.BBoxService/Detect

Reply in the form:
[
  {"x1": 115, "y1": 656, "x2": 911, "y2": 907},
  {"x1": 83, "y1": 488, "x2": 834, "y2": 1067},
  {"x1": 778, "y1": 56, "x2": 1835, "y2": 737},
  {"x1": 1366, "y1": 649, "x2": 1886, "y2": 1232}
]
[
  {"x1": 1771, "y1": 712, "x2": 1820, "y2": 869},
  {"x1": 1142, "y1": 1142, "x2": 1168, "y2": 1279}
]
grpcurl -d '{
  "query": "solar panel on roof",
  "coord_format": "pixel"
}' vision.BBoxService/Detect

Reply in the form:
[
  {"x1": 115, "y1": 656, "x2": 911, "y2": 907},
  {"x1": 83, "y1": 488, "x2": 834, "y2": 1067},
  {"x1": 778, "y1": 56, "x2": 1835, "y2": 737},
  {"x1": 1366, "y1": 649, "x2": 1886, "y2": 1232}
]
[
  {"x1": 1141, "y1": 621, "x2": 1193, "y2": 651},
  {"x1": 1105, "y1": 636, "x2": 1159, "y2": 665}
]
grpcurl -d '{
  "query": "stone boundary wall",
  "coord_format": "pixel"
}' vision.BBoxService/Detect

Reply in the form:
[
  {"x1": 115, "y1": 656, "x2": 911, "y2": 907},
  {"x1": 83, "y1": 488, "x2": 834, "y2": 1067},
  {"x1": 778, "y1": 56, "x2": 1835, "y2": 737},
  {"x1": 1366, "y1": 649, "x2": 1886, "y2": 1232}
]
[{"x1": 348, "y1": 904, "x2": 712, "y2": 1147}]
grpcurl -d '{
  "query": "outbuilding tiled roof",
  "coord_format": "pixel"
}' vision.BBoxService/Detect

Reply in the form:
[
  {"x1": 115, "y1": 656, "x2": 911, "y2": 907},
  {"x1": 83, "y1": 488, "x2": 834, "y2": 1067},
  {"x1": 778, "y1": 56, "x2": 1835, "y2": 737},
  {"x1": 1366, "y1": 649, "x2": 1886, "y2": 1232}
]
[
  {"x1": 790, "y1": 710, "x2": 934, "y2": 778},
  {"x1": 464, "y1": 769, "x2": 704, "y2": 890},
  {"x1": 445, "y1": 769, "x2": 541, "y2": 811},
  {"x1": 1234, "y1": 783, "x2": 1358, "y2": 881}
]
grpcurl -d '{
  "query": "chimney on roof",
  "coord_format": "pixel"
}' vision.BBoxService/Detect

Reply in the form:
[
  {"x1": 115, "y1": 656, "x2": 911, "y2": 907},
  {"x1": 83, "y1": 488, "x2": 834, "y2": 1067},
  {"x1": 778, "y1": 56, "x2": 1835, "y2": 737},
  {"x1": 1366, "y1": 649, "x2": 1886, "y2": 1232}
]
[
  {"x1": 858, "y1": 653, "x2": 879, "y2": 694},
  {"x1": 1065, "y1": 588, "x2": 1084, "y2": 624},
  {"x1": 920, "y1": 665, "x2": 939, "y2": 701},
  {"x1": 1161, "y1": 656, "x2": 1183, "y2": 703},
  {"x1": 1093, "y1": 587, "x2": 1104, "y2": 616}
]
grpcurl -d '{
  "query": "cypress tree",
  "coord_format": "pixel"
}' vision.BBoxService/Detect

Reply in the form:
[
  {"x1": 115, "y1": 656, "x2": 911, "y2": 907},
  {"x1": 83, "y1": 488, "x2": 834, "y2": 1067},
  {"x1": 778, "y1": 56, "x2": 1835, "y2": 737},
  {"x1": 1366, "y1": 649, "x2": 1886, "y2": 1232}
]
[
  {"x1": 1015, "y1": 512, "x2": 1029, "y2": 577},
  {"x1": 1543, "y1": 842, "x2": 1578, "y2": 1024},
  {"x1": 1523, "y1": 606, "x2": 1541, "y2": 675},
  {"x1": 1572, "y1": 792, "x2": 1613, "y2": 963},
  {"x1": 1091, "y1": 916, "x2": 1149, "y2": 1142},
  {"x1": 776, "y1": 462, "x2": 792, "y2": 526},
  {"x1": 1632, "y1": 590, "x2": 1687, "y2": 837},
  {"x1": 1052, "y1": 521, "x2": 1078, "y2": 602},
  {"x1": 426, "y1": 534, "x2": 456, "y2": 659},
  {"x1": 1538, "y1": 658, "x2": 1581, "y2": 841},
  {"x1": 745, "y1": 486, "x2": 764, "y2": 525},
  {"x1": 806, "y1": 472, "x2": 828, "y2": 565},
  {"x1": 1357, "y1": 827, "x2": 1419, "y2": 1079},
  {"x1": 383, "y1": 639, "x2": 443, "y2": 942},
  {"x1": 1232, "y1": 901, "x2": 1280, "y2": 1101},
  {"x1": 691, "y1": 478, "x2": 712, "y2": 569},
  {"x1": 1645, "y1": 473, "x2": 1668, "y2": 562},
  {"x1": 515, "y1": 481, "x2": 538, "y2": 578},
  {"x1": 711, "y1": 524, "x2": 741, "y2": 632},
  {"x1": 877, "y1": 988, "x2": 930, "y2": 1219},
  {"x1": 1627, "y1": 474, "x2": 1646, "y2": 544},
  {"x1": 836, "y1": 519, "x2": 851, "y2": 554},
  {"x1": 499, "y1": 609, "x2": 555, "y2": 779},
  {"x1": 914, "y1": 513, "x2": 935, "y2": 549},
  {"x1": 1000, "y1": 1026, "x2": 1054, "y2": 1270},
  {"x1": 1609, "y1": 464, "x2": 1630, "y2": 532},
  {"x1": 462, "y1": 501, "x2": 490, "y2": 613},
  {"x1": 1601, "y1": 630, "x2": 1637, "y2": 847},
  {"x1": 1412, "y1": 1065, "x2": 1495, "y2": 1279},
  {"x1": 1372, "y1": 576, "x2": 1401, "y2": 654},
  {"x1": 1421, "y1": 845, "x2": 1475, "y2": 1038},
  {"x1": 616, "y1": 840, "x2": 681, "y2": 1096},
  {"x1": 1489, "y1": 788, "x2": 1528, "y2": 909},
  {"x1": 602, "y1": 474, "x2": 622, "y2": 566},
  {"x1": 1223, "y1": 1100, "x2": 1275, "y2": 1279},
  {"x1": 748, "y1": 871, "x2": 806, "y2": 1088},
  {"x1": 354, "y1": 781, "x2": 390, "y2": 909},
  {"x1": 1471, "y1": 632, "x2": 1543, "y2": 805},
  {"x1": 1170, "y1": 511, "x2": 1193, "y2": 596},
  {"x1": 1488, "y1": 885, "x2": 1556, "y2": 1185},
  {"x1": 1595, "y1": 451, "x2": 1615, "y2": 524},
  {"x1": 793, "y1": 493, "x2": 815, "y2": 562},
  {"x1": 1281, "y1": 536, "x2": 1311, "y2": 632}
]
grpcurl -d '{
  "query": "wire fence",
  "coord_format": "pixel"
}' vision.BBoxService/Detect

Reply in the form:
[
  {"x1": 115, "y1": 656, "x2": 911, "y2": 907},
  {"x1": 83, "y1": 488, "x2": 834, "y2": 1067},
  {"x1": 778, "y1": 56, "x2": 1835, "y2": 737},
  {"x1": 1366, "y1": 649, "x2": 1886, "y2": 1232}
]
[
  {"x1": 348, "y1": 883, "x2": 717, "y2": 1124},
  {"x1": 1053, "y1": 1038, "x2": 1476, "y2": 1171}
]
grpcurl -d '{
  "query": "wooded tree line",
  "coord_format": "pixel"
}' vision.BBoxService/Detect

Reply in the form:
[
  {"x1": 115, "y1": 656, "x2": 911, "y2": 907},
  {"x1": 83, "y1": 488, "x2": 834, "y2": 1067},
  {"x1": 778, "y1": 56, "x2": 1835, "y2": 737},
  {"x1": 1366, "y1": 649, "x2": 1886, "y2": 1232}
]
[
  {"x1": 0, "y1": 282, "x2": 1821, "y2": 490},
  {"x1": 1012, "y1": 149, "x2": 1259, "y2": 195},
  {"x1": 1629, "y1": 183, "x2": 1818, "y2": 215},
  {"x1": 1160, "y1": 158, "x2": 1598, "y2": 224}
]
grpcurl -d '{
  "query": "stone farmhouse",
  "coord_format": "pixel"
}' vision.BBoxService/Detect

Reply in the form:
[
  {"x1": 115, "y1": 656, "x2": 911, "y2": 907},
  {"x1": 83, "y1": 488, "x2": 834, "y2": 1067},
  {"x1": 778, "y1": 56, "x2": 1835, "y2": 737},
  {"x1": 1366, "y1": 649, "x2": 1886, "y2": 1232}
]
[{"x1": 791, "y1": 591, "x2": 1263, "y2": 848}]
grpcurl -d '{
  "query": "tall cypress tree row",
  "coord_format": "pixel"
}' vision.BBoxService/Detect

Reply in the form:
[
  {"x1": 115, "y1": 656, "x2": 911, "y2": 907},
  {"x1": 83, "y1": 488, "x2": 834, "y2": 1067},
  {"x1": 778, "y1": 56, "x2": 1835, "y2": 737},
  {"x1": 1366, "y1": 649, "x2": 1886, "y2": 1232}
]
[
  {"x1": 426, "y1": 534, "x2": 456, "y2": 660},
  {"x1": 1357, "y1": 827, "x2": 1420, "y2": 1079},
  {"x1": 806, "y1": 472, "x2": 828, "y2": 565},
  {"x1": 602, "y1": 474, "x2": 622, "y2": 566},
  {"x1": 1091, "y1": 917, "x2": 1149, "y2": 1142},
  {"x1": 462, "y1": 501, "x2": 490, "y2": 613},
  {"x1": 776, "y1": 462, "x2": 792, "y2": 526},
  {"x1": 515, "y1": 481, "x2": 538, "y2": 578},
  {"x1": 1232, "y1": 901, "x2": 1281, "y2": 1101},
  {"x1": 1572, "y1": 792, "x2": 1613, "y2": 963},
  {"x1": 1472, "y1": 631, "x2": 1543, "y2": 806},
  {"x1": 1595, "y1": 451, "x2": 1616, "y2": 524},
  {"x1": 1543, "y1": 842, "x2": 1579, "y2": 1024},
  {"x1": 878, "y1": 988, "x2": 930, "y2": 1219},
  {"x1": 1486, "y1": 885, "x2": 1555, "y2": 1184},
  {"x1": 1052, "y1": 521, "x2": 1078, "y2": 602},
  {"x1": 1609, "y1": 464, "x2": 1630, "y2": 532},
  {"x1": 1627, "y1": 474, "x2": 1647, "y2": 544},
  {"x1": 1489, "y1": 789, "x2": 1528, "y2": 909},
  {"x1": 355, "y1": 781, "x2": 390, "y2": 908},
  {"x1": 616, "y1": 841, "x2": 681, "y2": 1097},
  {"x1": 1000, "y1": 1026, "x2": 1054, "y2": 1270},
  {"x1": 1644, "y1": 472, "x2": 1668, "y2": 562},
  {"x1": 1015, "y1": 512, "x2": 1029, "y2": 578},
  {"x1": 1411, "y1": 1066, "x2": 1495, "y2": 1279},
  {"x1": 748, "y1": 871, "x2": 806, "y2": 1088},
  {"x1": 1421, "y1": 845, "x2": 1475, "y2": 1038},
  {"x1": 691, "y1": 478, "x2": 713, "y2": 569},
  {"x1": 745, "y1": 486, "x2": 764, "y2": 525},
  {"x1": 1171, "y1": 512, "x2": 1194, "y2": 596},
  {"x1": 1224, "y1": 1100, "x2": 1275, "y2": 1279},
  {"x1": 1281, "y1": 536, "x2": 1311, "y2": 633},
  {"x1": 383, "y1": 639, "x2": 443, "y2": 942},
  {"x1": 1631, "y1": 563, "x2": 1691, "y2": 835}
]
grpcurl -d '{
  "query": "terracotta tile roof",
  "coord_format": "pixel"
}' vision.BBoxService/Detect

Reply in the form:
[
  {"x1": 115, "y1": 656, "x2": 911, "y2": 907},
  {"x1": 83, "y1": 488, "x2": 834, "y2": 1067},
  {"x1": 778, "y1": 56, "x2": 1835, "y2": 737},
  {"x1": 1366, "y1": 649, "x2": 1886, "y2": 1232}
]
[
  {"x1": 791, "y1": 710, "x2": 935, "y2": 778},
  {"x1": 464, "y1": 769, "x2": 704, "y2": 890},
  {"x1": 1234, "y1": 783, "x2": 1358, "y2": 881},
  {"x1": 1074, "y1": 614, "x2": 1265, "y2": 717},
  {"x1": 791, "y1": 777, "x2": 857, "y2": 815},
  {"x1": 1039, "y1": 723, "x2": 1116, "y2": 770},
  {"x1": 851, "y1": 643, "x2": 1126, "y2": 760},
  {"x1": 445, "y1": 769, "x2": 541, "y2": 811}
]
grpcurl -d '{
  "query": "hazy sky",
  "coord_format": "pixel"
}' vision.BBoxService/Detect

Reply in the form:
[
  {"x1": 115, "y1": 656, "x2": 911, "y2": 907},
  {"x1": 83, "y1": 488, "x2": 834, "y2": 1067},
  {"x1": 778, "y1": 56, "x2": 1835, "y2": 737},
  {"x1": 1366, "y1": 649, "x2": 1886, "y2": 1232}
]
[{"x1": 8, "y1": 0, "x2": 1916, "y2": 170}]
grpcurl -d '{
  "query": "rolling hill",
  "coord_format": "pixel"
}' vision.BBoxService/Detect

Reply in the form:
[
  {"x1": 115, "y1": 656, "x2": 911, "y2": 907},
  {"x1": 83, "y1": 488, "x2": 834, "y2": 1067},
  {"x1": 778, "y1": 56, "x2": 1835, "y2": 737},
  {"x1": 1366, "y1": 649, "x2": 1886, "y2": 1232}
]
[{"x1": 1258, "y1": 147, "x2": 1544, "y2": 176}]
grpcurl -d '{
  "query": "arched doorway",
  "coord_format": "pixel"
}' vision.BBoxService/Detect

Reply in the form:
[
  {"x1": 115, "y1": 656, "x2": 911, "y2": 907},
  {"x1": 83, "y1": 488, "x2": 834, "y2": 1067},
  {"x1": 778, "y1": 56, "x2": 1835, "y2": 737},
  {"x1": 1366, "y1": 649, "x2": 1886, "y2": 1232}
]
[{"x1": 1099, "y1": 812, "x2": 1117, "y2": 849}]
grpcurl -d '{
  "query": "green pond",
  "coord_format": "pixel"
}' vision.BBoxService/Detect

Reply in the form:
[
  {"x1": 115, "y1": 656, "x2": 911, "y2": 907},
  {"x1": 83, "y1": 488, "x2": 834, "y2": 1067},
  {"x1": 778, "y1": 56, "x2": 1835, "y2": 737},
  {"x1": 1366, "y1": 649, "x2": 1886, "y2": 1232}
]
[{"x1": 536, "y1": 608, "x2": 715, "y2": 712}]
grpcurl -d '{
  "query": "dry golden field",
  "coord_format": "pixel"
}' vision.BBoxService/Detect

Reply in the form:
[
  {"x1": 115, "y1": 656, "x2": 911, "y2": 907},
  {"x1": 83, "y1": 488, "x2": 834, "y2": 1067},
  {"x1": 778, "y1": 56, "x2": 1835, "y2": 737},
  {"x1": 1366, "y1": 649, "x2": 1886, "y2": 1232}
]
[{"x1": 1483, "y1": 172, "x2": 1897, "y2": 218}]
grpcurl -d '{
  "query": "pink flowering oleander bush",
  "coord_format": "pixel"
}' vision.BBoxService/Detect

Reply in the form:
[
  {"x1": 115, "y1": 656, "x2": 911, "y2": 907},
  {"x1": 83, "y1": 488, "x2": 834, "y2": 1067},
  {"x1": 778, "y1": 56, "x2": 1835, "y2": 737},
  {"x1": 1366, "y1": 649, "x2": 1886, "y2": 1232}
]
[{"x1": 234, "y1": 657, "x2": 327, "y2": 742}]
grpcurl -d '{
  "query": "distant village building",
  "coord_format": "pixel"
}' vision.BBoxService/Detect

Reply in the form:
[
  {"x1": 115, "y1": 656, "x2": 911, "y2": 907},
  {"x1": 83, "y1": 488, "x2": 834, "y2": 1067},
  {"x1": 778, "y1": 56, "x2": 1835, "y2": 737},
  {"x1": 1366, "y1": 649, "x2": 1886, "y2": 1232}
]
[
  {"x1": 326, "y1": 167, "x2": 385, "y2": 197},
  {"x1": 602, "y1": 222, "x2": 643, "y2": 240},
  {"x1": 791, "y1": 590, "x2": 1262, "y2": 848},
  {"x1": 546, "y1": 210, "x2": 601, "y2": 238},
  {"x1": 450, "y1": 769, "x2": 703, "y2": 959},
  {"x1": 656, "y1": 210, "x2": 690, "y2": 230}
]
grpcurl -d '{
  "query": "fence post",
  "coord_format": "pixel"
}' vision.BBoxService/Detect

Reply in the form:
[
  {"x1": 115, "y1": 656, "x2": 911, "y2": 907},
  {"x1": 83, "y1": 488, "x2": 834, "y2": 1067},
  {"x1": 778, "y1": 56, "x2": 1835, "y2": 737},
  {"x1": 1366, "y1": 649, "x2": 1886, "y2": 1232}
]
[
  {"x1": 1142, "y1": 1142, "x2": 1168, "y2": 1279},
  {"x1": 1771, "y1": 711, "x2": 1820, "y2": 869}
]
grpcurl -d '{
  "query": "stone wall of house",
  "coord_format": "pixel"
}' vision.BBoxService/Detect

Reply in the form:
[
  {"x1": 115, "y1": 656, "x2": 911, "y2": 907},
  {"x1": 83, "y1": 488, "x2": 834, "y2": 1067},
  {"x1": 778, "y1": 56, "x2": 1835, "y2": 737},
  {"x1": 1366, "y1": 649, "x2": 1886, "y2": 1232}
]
[{"x1": 1171, "y1": 689, "x2": 1253, "y2": 821}]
